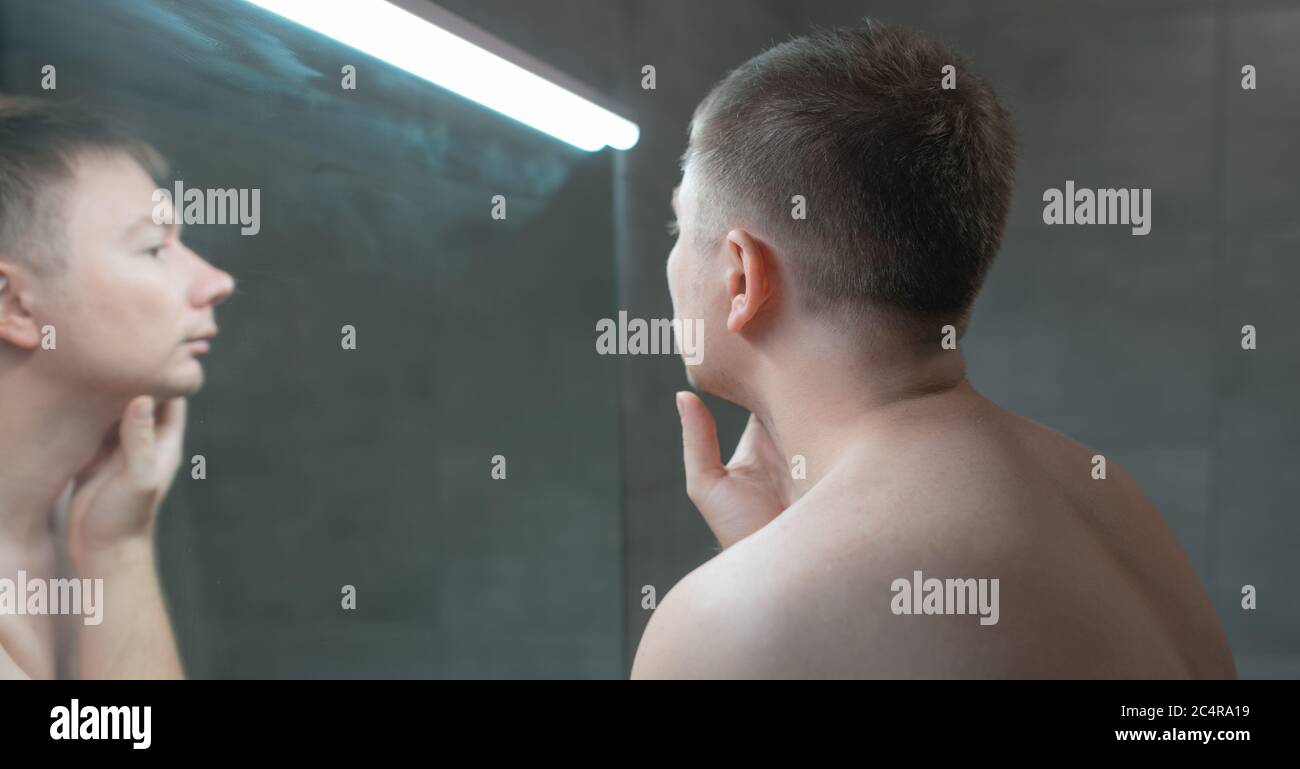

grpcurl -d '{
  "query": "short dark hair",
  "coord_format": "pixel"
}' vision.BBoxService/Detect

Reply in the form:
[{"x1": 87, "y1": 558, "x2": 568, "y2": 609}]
[
  {"x1": 684, "y1": 22, "x2": 1016, "y2": 335},
  {"x1": 0, "y1": 96, "x2": 167, "y2": 272}
]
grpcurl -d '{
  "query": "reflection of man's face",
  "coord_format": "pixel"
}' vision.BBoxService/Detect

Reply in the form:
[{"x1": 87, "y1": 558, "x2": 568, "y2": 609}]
[
  {"x1": 34, "y1": 152, "x2": 235, "y2": 399},
  {"x1": 666, "y1": 164, "x2": 737, "y2": 397}
]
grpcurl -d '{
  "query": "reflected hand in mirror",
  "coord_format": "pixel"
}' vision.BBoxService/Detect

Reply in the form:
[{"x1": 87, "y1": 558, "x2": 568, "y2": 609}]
[{"x1": 67, "y1": 396, "x2": 186, "y2": 562}]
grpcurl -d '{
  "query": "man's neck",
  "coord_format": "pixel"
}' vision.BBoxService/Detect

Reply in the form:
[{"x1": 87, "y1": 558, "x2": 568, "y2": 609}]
[
  {"x1": 0, "y1": 368, "x2": 123, "y2": 548},
  {"x1": 747, "y1": 337, "x2": 974, "y2": 496}
]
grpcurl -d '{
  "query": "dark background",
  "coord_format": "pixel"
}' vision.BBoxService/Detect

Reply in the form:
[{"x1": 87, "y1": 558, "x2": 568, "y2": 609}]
[{"x1": 3, "y1": 0, "x2": 1296, "y2": 678}]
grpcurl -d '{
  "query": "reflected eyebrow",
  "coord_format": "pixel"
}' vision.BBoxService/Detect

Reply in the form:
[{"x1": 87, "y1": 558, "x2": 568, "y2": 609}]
[{"x1": 125, "y1": 215, "x2": 182, "y2": 241}]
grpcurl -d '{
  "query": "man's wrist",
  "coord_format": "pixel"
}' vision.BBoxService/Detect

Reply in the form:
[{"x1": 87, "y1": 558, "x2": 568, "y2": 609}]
[{"x1": 70, "y1": 533, "x2": 156, "y2": 576}]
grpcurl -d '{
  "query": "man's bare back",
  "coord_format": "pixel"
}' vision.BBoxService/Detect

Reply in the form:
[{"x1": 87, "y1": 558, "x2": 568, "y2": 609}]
[{"x1": 633, "y1": 383, "x2": 1236, "y2": 678}]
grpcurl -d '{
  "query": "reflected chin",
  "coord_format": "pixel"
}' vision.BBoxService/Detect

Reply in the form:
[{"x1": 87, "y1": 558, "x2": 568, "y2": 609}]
[
  {"x1": 157, "y1": 360, "x2": 205, "y2": 399},
  {"x1": 681, "y1": 359, "x2": 701, "y2": 390}
]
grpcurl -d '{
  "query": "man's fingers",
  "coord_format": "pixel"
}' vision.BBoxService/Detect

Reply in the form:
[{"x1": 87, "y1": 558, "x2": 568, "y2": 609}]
[
  {"x1": 731, "y1": 413, "x2": 783, "y2": 468},
  {"x1": 676, "y1": 391, "x2": 724, "y2": 499},
  {"x1": 731, "y1": 412, "x2": 799, "y2": 505},
  {"x1": 118, "y1": 396, "x2": 157, "y2": 485},
  {"x1": 154, "y1": 397, "x2": 187, "y2": 460},
  {"x1": 156, "y1": 396, "x2": 186, "y2": 432}
]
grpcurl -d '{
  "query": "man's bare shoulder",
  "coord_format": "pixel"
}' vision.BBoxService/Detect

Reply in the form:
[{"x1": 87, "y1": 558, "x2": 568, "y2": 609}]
[
  {"x1": 630, "y1": 512, "x2": 1109, "y2": 679},
  {"x1": 632, "y1": 410, "x2": 1221, "y2": 678}
]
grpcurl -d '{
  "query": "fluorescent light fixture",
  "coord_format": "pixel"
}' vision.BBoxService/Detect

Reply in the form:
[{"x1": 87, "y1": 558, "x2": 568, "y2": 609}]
[{"x1": 242, "y1": 0, "x2": 639, "y2": 152}]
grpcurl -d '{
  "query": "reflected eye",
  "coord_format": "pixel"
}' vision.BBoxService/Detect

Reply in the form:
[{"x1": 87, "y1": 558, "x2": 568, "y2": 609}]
[
  {"x1": 142, "y1": 243, "x2": 165, "y2": 259},
  {"x1": 666, "y1": 219, "x2": 680, "y2": 237}
]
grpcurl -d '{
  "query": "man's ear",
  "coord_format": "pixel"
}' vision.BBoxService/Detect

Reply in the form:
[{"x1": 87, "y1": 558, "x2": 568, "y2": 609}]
[
  {"x1": 723, "y1": 228, "x2": 775, "y2": 333},
  {"x1": 0, "y1": 263, "x2": 43, "y2": 350}
]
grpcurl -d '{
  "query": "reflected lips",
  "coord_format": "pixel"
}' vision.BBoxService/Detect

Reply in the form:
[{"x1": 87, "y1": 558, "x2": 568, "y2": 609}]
[{"x1": 185, "y1": 328, "x2": 217, "y2": 354}]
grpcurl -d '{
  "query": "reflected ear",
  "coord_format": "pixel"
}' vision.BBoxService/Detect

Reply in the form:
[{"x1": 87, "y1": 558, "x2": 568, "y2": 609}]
[
  {"x1": 723, "y1": 229, "x2": 774, "y2": 334},
  {"x1": 0, "y1": 264, "x2": 43, "y2": 350}
]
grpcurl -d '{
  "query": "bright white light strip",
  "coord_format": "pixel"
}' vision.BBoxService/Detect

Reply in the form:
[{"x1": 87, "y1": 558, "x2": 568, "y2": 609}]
[{"x1": 243, "y1": 0, "x2": 639, "y2": 151}]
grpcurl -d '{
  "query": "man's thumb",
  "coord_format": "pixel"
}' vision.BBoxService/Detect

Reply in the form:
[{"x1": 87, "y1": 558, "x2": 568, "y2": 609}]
[
  {"x1": 119, "y1": 396, "x2": 157, "y2": 486},
  {"x1": 677, "y1": 391, "x2": 723, "y2": 494}
]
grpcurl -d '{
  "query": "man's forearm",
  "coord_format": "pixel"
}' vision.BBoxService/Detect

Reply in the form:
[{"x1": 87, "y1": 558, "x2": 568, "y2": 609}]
[{"x1": 72, "y1": 538, "x2": 184, "y2": 679}]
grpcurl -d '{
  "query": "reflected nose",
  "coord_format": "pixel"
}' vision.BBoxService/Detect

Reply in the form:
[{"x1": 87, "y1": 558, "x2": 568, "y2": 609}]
[{"x1": 190, "y1": 252, "x2": 236, "y2": 308}]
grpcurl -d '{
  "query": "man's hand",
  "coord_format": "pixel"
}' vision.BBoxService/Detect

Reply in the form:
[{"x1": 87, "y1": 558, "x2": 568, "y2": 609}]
[
  {"x1": 66, "y1": 396, "x2": 185, "y2": 562},
  {"x1": 63, "y1": 395, "x2": 187, "y2": 679},
  {"x1": 0, "y1": 637, "x2": 33, "y2": 680},
  {"x1": 676, "y1": 391, "x2": 796, "y2": 549}
]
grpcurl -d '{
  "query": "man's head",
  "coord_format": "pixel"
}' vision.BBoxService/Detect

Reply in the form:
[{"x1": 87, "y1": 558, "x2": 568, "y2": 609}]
[
  {"x1": 0, "y1": 97, "x2": 234, "y2": 400},
  {"x1": 666, "y1": 23, "x2": 1016, "y2": 403}
]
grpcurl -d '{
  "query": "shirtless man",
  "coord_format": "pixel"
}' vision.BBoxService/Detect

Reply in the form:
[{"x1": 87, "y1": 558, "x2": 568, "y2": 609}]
[
  {"x1": 0, "y1": 97, "x2": 235, "y2": 678},
  {"x1": 632, "y1": 24, "x2": 1235, "y2": 679}
]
